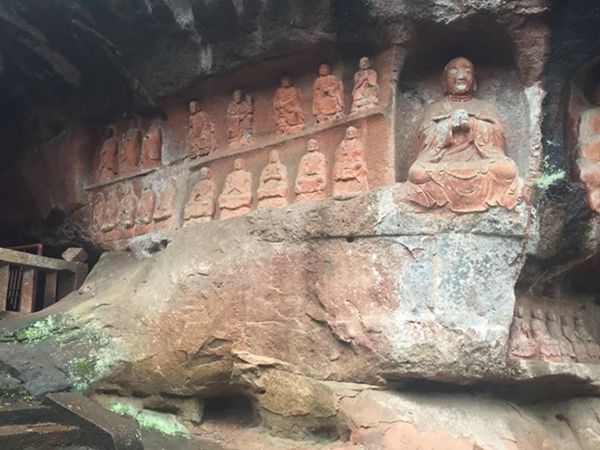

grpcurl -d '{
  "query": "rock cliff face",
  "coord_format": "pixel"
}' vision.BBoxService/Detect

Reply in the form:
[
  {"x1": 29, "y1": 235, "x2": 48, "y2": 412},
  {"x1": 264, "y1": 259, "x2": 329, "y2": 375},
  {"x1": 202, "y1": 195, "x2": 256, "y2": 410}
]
[{"x1": 1, "y1": 1, "x2": 600, "y2": 449}]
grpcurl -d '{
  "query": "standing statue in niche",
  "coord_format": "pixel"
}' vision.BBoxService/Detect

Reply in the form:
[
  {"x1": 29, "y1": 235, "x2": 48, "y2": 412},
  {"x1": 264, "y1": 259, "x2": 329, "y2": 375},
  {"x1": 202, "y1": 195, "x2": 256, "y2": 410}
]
[
  {"x1": 405, "y1": 57, "x2": 522, "y2": 213},
  {"x1": 577, "y1": 85, "x2": 600, "y2": 212},
  {"x1": 184, "y1": 167, "x2": 216, "y2": 224},
  {"x1": 273, "y1": 75, "x2": 305, "y2": 135},
  {"x1": 508, "y1": 305, "x2": 537, "y2": 359},
  {"x1": 102, "y1": 189, "x2": 120, "y2": 233},
  {"x1": 227, "y1": 89, "x2": 254, "y2": 147},
  {"x1": 154, "y1": 180, "x2": 177, "y2": 222},
  {"x1": 351, "y1": 56, "x2": 380, "y2": 114},
  {"x1": 561, "y1": 315, "x2": 589, "y2": 361},
  {"x1": 257, "y1": 150, "x2": 288, "y2": 209},
  {"x1": 219, "y1": 158, "x2": 253, "y2": 219},
  {"x1": 141, "y1": 124, "x2": 162, "y2": 169},
  {"x1": 333, "y1": 126, "x2": 368, "y2": 199},
  {"x1": 98, "y1": 125, "x2": 118, "y2": 181},
  {"x1": 530, "y1": 307, "x2": 561, "y2": 362},
  {"x1": 546, "y1": 311, "x2": 576, "y2": 360},
  {"x1": 119, "y1": 184, "x2": 138, "y2": 229},
  {"x1": 137, "y1": 186, "x2": 156, "y2": 226},
  {"x1": 313, "y1": 63, "x2": 344, "y2": 123},
  {"x1": 188, "y1": 100, "x2": 216, "y2": 158},
  {"x1": 295, "y1": 139, "x2": 327, "y2": 202},
  {"x1": 120, "y1": 117, "x2": 142, "y2": 174}
]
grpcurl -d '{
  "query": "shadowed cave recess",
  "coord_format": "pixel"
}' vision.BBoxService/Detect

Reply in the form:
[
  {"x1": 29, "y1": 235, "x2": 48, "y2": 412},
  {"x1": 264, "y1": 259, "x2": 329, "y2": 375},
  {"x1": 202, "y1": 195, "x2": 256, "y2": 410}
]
[{"x1": 1, "y1": 1, "x2": 600, "y2": 449}]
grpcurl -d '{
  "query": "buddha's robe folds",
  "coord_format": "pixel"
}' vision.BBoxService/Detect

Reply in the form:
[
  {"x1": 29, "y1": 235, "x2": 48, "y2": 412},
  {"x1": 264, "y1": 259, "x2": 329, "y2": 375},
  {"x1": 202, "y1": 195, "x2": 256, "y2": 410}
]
[
  {"x1": 274, "y1": 87, "x2": 305, "y2": 134},
  {"x1": 295, "y1": 151, "x2": 327, "y2": 202},
  {"x1": 351, "y1": 69, "x2": 379, "y2": 113},
  {"x1": 333, "y1": 137, "x2": 368, "y2": 199},
  {"x1": 185, "y1": 179, "x2": 216, "y2": 223},
  {"x1": 219, "y1": 170, "x2": 253, "y2": 218},
  {"x1": 257, "y1": 162, "x2": 288, "y2": 209},
  {"x1": 227, "y1": 100, "x2": 253, "y2": 146},
  {"x1": 313, "y1": 75, "x2": 344, "y2": 123},
  {"x1": 407, "y1": 98, "x2": 522, "y2": 213},
  {"x1": 120, "y1": 128, "x2": 141, "y2": 174},
  {"x1": 189, "y1": 111, "x2": 216, "y2": 157},
  {"x1": 141, "y1": 126, "x2": 162, "y2": 169}
]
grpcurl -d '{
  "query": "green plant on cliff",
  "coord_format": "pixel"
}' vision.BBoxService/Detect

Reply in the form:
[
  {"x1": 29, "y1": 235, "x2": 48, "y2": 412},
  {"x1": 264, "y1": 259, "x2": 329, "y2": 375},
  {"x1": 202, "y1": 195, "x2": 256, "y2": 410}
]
[
  {"x1": 108, "y1": 401, "x2": 191, "y2": 438},
  {"x1": 14, "y1": 315, "x2": 77, "y2": 346},
  {"x1": 537, "y1": 169, "x2": 566, "y2": 190}
]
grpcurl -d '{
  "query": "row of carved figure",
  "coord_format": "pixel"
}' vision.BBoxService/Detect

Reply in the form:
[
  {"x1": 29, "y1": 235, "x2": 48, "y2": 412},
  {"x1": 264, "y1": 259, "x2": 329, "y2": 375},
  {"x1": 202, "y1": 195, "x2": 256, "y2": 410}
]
[
  {"x1": 98, "y1": 121, "x2": 163, "y2": 182},
  {"x1": 93, "y1": 182, "x2": 176, "y2": 239},
  {"x1": 509, "y1": 304, "x2": 600, "y2": 363},
  {"x1": 187, "y1": 56, "x2": 380, "y2": 157},
  {"x1": 97, "y1": 57, "x2": 379, "y2": 183},
  {"x1": 97, "y1": 56, "x2": 525, "y2": 217},
  {"x1": 185, "y1": 126, "x2": 367, "y2": 222}
]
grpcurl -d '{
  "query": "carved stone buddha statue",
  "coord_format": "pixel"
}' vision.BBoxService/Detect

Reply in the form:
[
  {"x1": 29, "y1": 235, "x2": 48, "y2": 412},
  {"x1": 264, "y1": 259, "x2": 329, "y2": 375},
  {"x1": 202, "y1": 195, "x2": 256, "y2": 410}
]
[{"x1": 405, "y1": 57, "x2": 522, "y2": 213}]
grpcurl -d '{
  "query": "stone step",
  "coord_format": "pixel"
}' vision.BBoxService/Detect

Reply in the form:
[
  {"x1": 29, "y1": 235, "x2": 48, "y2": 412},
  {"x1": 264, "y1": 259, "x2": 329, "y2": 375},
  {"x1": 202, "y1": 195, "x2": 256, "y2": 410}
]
[
  {"x1": 0, "y1": 403, "x2": 54, "y2": 425},
  {"x1": 0, "y1": 422, "x2": 80, "y2": 450}
]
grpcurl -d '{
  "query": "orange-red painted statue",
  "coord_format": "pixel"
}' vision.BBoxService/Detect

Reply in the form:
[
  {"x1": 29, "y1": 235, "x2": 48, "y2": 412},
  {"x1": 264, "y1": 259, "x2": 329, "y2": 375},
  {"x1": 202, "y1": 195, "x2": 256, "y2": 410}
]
[
  {"x1": 188, "y1": 100, "x2": 216, "y2": 158},
  {"x1": 184, "y1": 167, "x2": 216, "y2": 223},
  {"x1": 227, "y1": 89, "x2": 254, "y2": 148},
  {"x1": 577, "y1": 85, "x2": 600, "y2": 213},
  {"x1": 351, "y1": 57, "x2": 379, "y2": 113},
  {"x1": 313, "y1": 63, "x2": 344, "y2": 124},
  {"x1": 141, "y1": 124, "x2": 162, "y2": 169},
  {"x1": 333, "y1": 126, "x2": 368, "y2": 199},
  {"x1": 406, "y1": 57, "x2": 522, "y2": 213},
  {"x1": 295, "y1": 139, "x2": 327, "y2": 202},
  {"x1": 273, "y1": 75, "x2": 305, "y2": 135},
  {"x1": 98, "y1": 125, "x2": 118, "y2": 182},
  {"x1": 257, "y1": 150, "x2": 288, "y2": 209},
  {"x1": 219, "y1": 158, "x2": 253, "y2": 219}
]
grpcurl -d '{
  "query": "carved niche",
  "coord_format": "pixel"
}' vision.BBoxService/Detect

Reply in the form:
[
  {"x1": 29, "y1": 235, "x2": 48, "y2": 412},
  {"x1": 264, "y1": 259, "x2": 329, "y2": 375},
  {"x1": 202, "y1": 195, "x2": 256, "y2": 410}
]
[
  {"x1": 219, "y1": 157, "x2": 253, "y2": 219},
  {"x1": 257, "y1": 150, "x2": 289, "y2": 209},
  {"x1": 98, "y1": 125, "x2": 119, "y2": 182},
  {"x1": 141, "y1": 124, "x2": 162, "y2": 169},
  {"x1": 188, "y1": 100, "x2": 217, "y2": 158},
  {"x1": 227, "y1": 89, "x2": 254, "y2": 148},
  {"x1": 154, "y1": 180, "x2": 177, "y2": 223},
  {"x1": 295, "y1": 139, "x2": 327, "y2": 202},
  {"x1": 577, "y1": 85, "x2": 600, "y2": 213},
  {"x1": 333, "y1": 126, "x2": 368, "y2": 199},
  {"x1": 184, "y1": 167, "x2": 216, "y2": 224},
  {"x1": 351, "y1": 56, "x2": 380, "y2": 114},
  {"x1": 313, "y1": 63, "x2": 344, "y2": 124},
  {"x1": 120, "y1": 117, "x2": 142, "y2": 175},
  {"x1": 273, "y1": 75, "x2": 305, "y2": 135},
  {"x1": 509, "y1": 298, "x2": 600, "y2": 364},
  {"x1": 405, "y1": 57, "x2": 523, "y2": 213}
]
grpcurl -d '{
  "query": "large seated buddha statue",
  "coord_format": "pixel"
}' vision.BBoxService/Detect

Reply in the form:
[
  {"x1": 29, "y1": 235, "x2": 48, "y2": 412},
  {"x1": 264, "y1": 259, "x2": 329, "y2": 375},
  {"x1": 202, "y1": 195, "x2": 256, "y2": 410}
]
[{"x1": 406, "y1": 57, "x2": 522, "y2": 213}]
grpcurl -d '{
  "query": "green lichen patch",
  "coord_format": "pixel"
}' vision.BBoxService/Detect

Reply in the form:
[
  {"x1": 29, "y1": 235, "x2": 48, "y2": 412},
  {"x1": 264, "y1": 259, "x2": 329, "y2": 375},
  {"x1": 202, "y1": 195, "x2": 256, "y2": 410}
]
[
  {"x1": 108, "y1": 401, "x2": 191, "y2": 438},
  {"x1": 536, "y1": 169, "x2": 566, "y2": 191},
  {"x1": 14, "y1": 315, "x2": 78, "y2": 346}
]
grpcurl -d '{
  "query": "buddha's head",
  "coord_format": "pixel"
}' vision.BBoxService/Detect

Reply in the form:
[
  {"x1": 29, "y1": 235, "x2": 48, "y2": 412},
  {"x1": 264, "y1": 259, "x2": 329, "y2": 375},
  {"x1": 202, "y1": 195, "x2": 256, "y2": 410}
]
[
  {"x1": 546, "y1": 310, "x2": 558, "y2": 322},
  {"x1": 234, "y1": 157, "x2": 245, "y2": 171},
  {"x1": 319, "y1": 63, "x2": 331, "y2": 77},
  {"x1": 443, "y1": 57, "x2": 476, "y2": 97},
  {"x1": 269, "y1": 149, "x2": 280, "y2": 163},
  {"x1": 515, "y1": 304, "x2": 528, "y2": 319},
  {"x1": 233, "y1": 89, "x2": 244, "y2": 103},
  {"x1": 307, "y1": 139, "x2": 319, "y2": 152},
  {"x1": 281, "y1": 76, "x2": 292, "y2": 88},
  {"x1": 199, "y1": 167, "x2": 211, "y2": 179},
  {"x1": 532, "y1": 307, "x2": 544, "y2": 320},
  {"x1": 561, "y1": 315, "x2": 573, "y2": 327},
  {"x1": 359, "y1": 56, "x2": 371, "y2": 71},
  {"x1": 189, "y1": 100, "x2": 200, "y2": 114},
  {"x1": 345, "y1": 126, "x2": 358, "y2": 140}
]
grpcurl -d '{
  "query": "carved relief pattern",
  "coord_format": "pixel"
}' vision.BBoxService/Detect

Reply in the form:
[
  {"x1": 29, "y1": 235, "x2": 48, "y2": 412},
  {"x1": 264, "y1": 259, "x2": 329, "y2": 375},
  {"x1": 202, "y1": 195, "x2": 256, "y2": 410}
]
[
  {"x1": 406, "y1": 57, "x2": 522, "y2": 213},
  {"x1": 509, "y1": 300, "x2": 600, "y2": 364},
  {"x1": 313, "y1": 63, "x2": 344, "y2": 124},
  {"x1": 184, "y1": 167, "x2": 216, "y2": 224},
  {"x1": 351, "y1": 57, "x2": 379, "y2": 114},
  {"x1": 227, "y1": 90, "x2": 254, "y2": 148},
  {"x1": 219, "y1": 158, "x2": 253, "y2": 219},
  {"x1": 333, "y1": 126, "x2": 368, "y2": 199},
  {"x1": 295, "y1": 139, "x2": 327, "y2": 202},
  {"x1": 273, "y1": 76, "x2": 305, "y2": 135},
  {"x1": 257, "y1": 150, "x2": 288, "y2": 209},
  {"x1": 188, "y1": 101, "x2": 216, "y2": 158}
]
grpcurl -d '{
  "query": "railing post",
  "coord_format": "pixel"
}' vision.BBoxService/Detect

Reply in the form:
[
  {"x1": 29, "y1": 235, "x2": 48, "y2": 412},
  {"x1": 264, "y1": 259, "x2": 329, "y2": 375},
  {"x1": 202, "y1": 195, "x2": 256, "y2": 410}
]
[
  {"x1": 0, "y1": 264, "x2": 8, "y2": 311},
  {"x1": 20, "y1": 268, "x2": 38, "y2": 313},
  {"x1": 44, "y1": 270, "x2": 58, "y2": 308}
]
